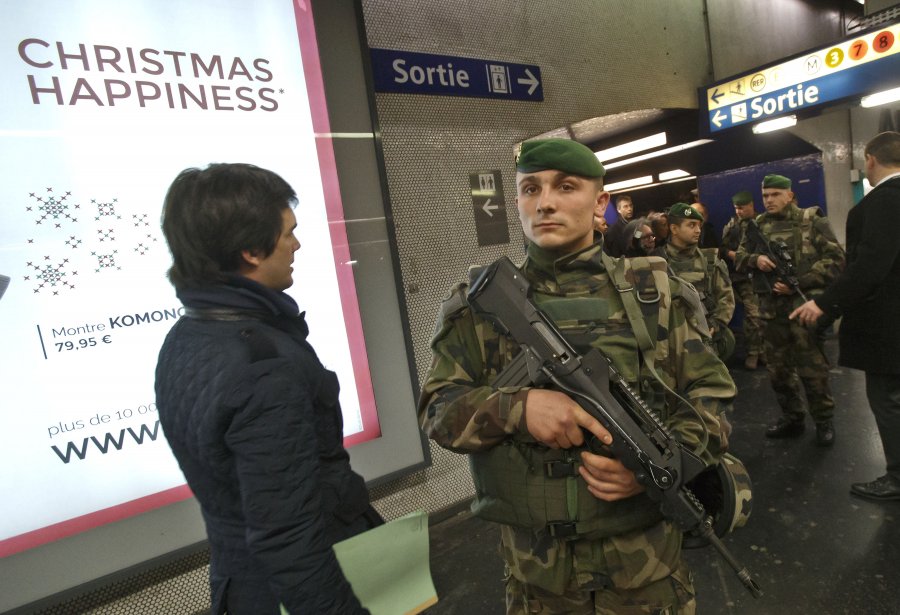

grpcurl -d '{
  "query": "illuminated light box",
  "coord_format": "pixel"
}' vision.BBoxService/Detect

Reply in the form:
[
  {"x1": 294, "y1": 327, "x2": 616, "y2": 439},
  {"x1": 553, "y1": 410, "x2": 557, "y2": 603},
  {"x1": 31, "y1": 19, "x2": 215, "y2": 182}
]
[{"x1": 0, "y1": 0, "x2": 382, "y2": 557}]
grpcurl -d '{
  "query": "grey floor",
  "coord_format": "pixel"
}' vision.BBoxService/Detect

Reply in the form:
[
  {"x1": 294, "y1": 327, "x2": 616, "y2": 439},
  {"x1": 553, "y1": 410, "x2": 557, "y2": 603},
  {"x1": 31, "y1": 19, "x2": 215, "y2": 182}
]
[{"x1": 423, "y1": 338, "x2": 900, "y2": 615}]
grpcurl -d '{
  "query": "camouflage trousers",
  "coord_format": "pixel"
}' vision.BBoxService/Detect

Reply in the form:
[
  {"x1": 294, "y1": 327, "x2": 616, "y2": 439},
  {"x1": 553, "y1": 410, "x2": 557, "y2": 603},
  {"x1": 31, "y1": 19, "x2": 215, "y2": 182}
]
[
  {"x1": 733, "y1": 280, "x2": 764, "y2": 355},
  {"x1": 763, "y1": 314, "x2": 834, "y2": 423},
  {"x1": 501, "y1": 521, "x2": 696, "y2": 615}
]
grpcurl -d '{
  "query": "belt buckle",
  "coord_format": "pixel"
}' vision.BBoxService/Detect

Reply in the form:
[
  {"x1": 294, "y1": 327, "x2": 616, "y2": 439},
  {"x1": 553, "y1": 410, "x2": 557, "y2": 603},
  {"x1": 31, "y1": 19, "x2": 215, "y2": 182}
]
[{"x1": 547, "y1": 521, "x2": 578, "y2": 539}]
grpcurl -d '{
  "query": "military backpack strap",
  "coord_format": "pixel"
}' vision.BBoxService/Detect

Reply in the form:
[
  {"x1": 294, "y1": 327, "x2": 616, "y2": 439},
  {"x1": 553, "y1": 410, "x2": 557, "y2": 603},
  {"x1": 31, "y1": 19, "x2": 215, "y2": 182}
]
[
  {"x1": 700, "y1": 248, "x2": 720, "y2": 299},
  {"x1": 798, "y1": 205, "x2": 821, "y2": 241},
  {"x1": 600, "y1": 252, "x2": 657, "y2": 355},
  {"x1": 802, "y1": 205, "x2": 822, "y2": 221}
]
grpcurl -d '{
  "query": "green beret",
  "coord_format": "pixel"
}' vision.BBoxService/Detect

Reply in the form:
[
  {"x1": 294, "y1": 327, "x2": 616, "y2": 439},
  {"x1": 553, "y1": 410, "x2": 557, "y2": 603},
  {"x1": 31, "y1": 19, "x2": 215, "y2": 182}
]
[
  {"x1": 762, "y1": 174, "x2": 792, "y2": 189},
  {"x1": 732, "y1": 190, "x2": 753, "y2": 205},
  {"x1": 668, "y1": 202, "x2": 704, "y2": 222},
  {"x1": 516, "y1": 138, "x2": 606, "y2": 178}
]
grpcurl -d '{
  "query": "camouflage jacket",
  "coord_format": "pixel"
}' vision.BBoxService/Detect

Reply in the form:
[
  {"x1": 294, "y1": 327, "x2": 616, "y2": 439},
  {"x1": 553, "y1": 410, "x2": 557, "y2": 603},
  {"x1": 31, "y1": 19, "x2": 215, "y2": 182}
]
[
  {"x1": 663, "y1": 242, "x2": 735, "y2": 327},
  {"x1": 735, "y1": 203, "x2": 846, "y2": 317},
  {"x1": 419, "y1": 241, "x2": 734, "y2": 489},
  {"x1": 418, "y1": 242, "x2": 737, "y2": 592}
]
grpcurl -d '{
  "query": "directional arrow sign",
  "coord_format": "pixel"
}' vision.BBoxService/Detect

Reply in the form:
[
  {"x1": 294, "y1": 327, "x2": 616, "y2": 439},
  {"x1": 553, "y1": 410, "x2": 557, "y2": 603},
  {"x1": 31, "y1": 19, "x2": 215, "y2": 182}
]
[
  {"x1": 517, "y1": 69, "x2": 540, "y2": 95},
  {"x1": 711, "y1": 109, "x2": 726, "y2": 128},
  {"x1": 470, "y1": 171, "x2": 509, "y2": 246},
  {"x1": 371, "y1": 48, "x2": 543, "y2": 101}
]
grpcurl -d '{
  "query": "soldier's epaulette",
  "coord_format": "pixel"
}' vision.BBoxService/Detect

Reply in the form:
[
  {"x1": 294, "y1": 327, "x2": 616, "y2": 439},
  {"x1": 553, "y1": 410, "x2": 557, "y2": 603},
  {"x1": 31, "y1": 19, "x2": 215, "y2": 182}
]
[{"x1": 437, "y1": 282, "x2": 469, "y2": 323}]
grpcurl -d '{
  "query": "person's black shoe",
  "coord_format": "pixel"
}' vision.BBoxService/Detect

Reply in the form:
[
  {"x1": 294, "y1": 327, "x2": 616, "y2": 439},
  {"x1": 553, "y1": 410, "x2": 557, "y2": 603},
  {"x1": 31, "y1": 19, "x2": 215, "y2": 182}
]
[
  {"x1": 765, "y1": 418, "x2": 805, "y2": 439},
  {"x1": 815, "y1": 421, "x2": 835, "y2": 447},
  {"x1": 850, "y1": 475, "x2": 900, "y2": 501}
]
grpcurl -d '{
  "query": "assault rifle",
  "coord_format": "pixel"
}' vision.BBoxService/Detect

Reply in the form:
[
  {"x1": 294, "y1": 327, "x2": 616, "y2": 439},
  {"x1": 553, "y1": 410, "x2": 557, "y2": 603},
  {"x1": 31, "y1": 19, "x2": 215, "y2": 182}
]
[
  {"x1": 467, "y1": 256, "x2": 762, "y2": 598},
  {"x1": 743, "y1": 219, "x2": 808, "y2": 301}
]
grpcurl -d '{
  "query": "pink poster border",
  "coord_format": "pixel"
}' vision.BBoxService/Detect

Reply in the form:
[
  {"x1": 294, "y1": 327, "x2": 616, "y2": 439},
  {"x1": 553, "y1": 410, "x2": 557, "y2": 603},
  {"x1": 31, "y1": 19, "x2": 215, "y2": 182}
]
[{"x1": 292, "y1": 0, "x2": 380, "y2": 446}]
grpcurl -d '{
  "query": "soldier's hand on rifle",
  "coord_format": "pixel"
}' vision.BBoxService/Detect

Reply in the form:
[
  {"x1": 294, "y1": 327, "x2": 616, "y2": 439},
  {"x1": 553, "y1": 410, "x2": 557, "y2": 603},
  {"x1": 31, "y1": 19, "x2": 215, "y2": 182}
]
[
  {"x1": 756, "y1": 255, "x2": 776, "y2": 272},
  {"x1": 523, "y1": 389, "x2": 612, "y2": 450},
  {"x1": 772, "y1": 281, "x2": 794, "y2": 295},
  {"x1": 578, "y1": 452, "x2": 644, "y2": 501}
]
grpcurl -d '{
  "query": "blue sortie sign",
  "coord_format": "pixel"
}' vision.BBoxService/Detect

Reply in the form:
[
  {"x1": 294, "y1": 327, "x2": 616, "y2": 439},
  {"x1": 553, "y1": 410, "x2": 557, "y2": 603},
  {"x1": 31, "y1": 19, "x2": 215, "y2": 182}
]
[
  {"x1": 706, "y1": 52, "x2": 900, "y2": 132},
  {"x1": 370, "y1": 48, "x2": 543, "y2": 101},
  {"x1": 700, "y1": 21, "x2": 900, "y2": 134}
]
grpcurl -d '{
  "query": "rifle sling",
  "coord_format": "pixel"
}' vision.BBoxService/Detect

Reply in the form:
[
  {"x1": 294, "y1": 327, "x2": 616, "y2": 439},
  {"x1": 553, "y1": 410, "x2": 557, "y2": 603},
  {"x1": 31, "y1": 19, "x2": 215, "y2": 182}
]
[{"x1": 601, "y1": 252, "x2": 660, "y2": 374}]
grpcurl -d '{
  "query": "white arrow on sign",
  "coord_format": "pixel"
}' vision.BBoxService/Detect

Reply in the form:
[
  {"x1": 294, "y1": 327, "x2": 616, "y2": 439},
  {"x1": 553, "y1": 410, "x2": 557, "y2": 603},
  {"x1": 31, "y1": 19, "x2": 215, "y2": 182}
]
[
  {"x1": 517, "y1": 69, "x2": 539, "y2": 95},
  {"x1": 711, "y1": 109, "x2": 727, "y2": 128},
  {"x1": 482, "y1": 198, "x2": 499, "y2": 217}
]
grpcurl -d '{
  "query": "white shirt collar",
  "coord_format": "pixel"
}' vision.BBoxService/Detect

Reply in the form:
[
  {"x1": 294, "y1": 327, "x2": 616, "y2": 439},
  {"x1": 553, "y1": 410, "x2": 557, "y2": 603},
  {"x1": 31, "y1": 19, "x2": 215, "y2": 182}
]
[{"x1": 876, "y1": 170, "x2": 900, "y2": 186}]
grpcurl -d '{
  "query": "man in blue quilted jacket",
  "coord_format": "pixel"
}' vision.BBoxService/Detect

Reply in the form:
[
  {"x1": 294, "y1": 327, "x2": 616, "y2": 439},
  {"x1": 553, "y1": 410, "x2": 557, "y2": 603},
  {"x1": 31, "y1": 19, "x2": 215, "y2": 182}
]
[{"x1": 155, "y1": 163, "x2": 380, "y2": 614}]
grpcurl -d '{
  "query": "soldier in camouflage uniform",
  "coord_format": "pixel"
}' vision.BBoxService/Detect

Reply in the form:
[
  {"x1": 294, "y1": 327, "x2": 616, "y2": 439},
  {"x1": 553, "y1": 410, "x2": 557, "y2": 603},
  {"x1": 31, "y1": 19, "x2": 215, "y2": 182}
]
[
  {"x1": 735, "y1": 174, "x2": 846, "y2": 446},
  {"x1": 663, "y1": 202, "x2": 735, "y2": 361},
  {"x1": 720, "y1": 191, "x2": 765, "y2": 370},
  {"x1": 419, "y1": 139, "x2": 736, "y2": 614}
]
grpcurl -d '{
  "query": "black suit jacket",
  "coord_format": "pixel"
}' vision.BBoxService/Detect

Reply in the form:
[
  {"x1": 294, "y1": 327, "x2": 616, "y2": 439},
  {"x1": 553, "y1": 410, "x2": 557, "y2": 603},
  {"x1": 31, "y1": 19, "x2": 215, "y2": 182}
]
[
  {"x1": 817, "y1": 176, "x2": 900, "y2": 373},
  {"x1": 604, "y1": 217, "x2": 630, "y2": 257}
]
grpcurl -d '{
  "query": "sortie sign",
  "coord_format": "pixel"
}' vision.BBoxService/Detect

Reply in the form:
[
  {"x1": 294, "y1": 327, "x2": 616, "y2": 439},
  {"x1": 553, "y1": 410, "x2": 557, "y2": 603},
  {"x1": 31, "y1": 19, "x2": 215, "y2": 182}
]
[
  {"x1": 700, "y1": 20, "x2": 900, "y2": 133},
  {"x1": 370, "y1": 48, "x2": 543, "y2": 101}
]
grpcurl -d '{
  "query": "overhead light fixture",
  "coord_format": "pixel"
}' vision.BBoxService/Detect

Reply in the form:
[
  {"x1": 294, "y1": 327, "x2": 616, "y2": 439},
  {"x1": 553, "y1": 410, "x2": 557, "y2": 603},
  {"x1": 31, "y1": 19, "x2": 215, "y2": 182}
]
[
  {"x1": 659, "y1": 174, "x2": 696, "y2": 186},
  {"x1": 605, "y1": 175, "x2": 653, "y2": 191},
  {"x1": 603, "y1": 139, "x2": 713, "y2": 170},
  {"x1": 608, "y1": 175, "x2": 696, "y2": 194},
  {"x1": 752, "y1": 115, "x2": 797, "y2": 134},
  {"x1": 860, "y1": 86, "x2": 900, "y2": 108},
  {"x1": 595, "y1": 132, "x2": 667, "y2": 163},
  {"x1": 658, "y1": 169, "x2": 690, "y2": 181}
]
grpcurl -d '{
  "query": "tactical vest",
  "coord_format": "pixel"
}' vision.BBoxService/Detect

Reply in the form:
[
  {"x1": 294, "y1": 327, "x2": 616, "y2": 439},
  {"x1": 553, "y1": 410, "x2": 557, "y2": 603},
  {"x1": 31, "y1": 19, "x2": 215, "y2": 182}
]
[
  {"x1": 755, "y1": 205, "x2": 821, "y2": 279},
  {"x1": 468, "y1": 254, "x2": 693, "y2": 539},
  {"x1": 666, "y1": 247, "x2": 720, "y2": 315}
]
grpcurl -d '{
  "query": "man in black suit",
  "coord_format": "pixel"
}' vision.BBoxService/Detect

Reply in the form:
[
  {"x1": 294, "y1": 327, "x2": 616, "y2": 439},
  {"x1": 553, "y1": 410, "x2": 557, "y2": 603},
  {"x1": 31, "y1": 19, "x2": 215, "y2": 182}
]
[
  {"x1": 791, "y1": 131, "x2": 900, "y2": 501},
  {"x1": 603, "y1": 194, "x2": 634, "y2": 257}
]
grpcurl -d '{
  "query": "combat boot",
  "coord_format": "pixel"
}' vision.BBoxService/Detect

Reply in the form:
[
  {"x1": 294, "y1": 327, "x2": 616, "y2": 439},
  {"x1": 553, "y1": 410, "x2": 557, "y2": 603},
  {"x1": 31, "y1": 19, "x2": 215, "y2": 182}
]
[
  {"x1": 815, "y1": 421, "x2": 835, "y2": 447},
  {"x1": 765, "y1": 417, "x2": 805, "y2": 439},
  {"x1": 744, "y1": 353, "x2": 759, "y2": 370}
]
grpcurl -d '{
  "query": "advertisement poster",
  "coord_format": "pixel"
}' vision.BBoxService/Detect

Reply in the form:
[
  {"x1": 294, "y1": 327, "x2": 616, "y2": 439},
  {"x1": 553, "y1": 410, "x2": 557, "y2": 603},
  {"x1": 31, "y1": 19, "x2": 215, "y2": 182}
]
[{"x1": 0, "y1": 0, "x2": 379, "y2": 556}]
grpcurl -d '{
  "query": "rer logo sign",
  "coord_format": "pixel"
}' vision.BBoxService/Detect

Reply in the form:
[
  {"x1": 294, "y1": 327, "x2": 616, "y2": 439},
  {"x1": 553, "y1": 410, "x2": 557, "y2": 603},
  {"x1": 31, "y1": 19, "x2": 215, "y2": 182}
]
[
  {"x1": 700, "y1": 21, "x2": 900, "y2": 133},
  {"x1": 370, "y1": 49, "x2": 543, "y2": 101}
]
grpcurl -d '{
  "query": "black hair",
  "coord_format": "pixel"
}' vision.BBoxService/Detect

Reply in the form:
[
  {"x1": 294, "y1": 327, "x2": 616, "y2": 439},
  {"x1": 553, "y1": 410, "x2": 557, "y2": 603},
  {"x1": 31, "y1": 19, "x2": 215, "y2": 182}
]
[{"x1": 161, "y1": 163, "x2": 297, "y2": 289}]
